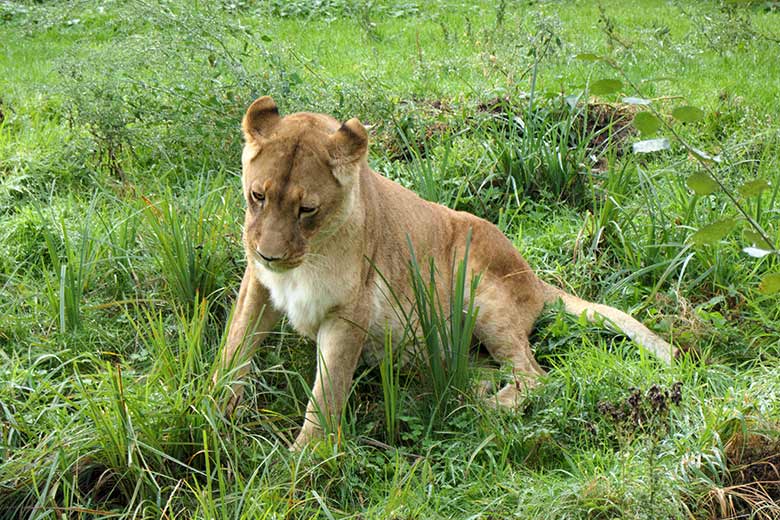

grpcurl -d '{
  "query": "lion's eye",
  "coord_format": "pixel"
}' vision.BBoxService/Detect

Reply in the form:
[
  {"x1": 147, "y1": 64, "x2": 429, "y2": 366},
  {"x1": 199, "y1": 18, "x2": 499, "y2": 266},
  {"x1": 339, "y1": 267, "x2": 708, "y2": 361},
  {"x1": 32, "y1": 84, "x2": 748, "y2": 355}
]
[
  {"x1": 299, "y1": 206, "x2": 318, "y2": 216},
  {"x1": 251, "y1": 191, "x2": 265, "y2": 204}
]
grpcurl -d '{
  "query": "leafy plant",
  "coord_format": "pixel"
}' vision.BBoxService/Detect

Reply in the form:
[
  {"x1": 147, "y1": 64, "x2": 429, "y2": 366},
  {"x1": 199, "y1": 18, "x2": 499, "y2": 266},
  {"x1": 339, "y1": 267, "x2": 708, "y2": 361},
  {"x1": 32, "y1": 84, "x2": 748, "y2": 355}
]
[{"x1": 577, "y1": 53, "x2": 780, "y2": 294}]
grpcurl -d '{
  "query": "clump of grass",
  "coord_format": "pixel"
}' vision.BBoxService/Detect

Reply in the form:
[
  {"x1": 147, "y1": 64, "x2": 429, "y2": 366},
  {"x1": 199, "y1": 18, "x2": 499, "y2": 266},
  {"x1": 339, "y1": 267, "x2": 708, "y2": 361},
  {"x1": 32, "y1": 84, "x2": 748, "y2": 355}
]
[
  {"x1": 715, "y1": 430, "x2": 780, "y2": 518},
  {"x1": 143, "y1": 173, "x2": 237, "y2": 313},
  {"x1": 40, "y1": 198, "x2": 103, "y2": 333},
  {"x1": 97, "y1": 200, "x2": 143, "y2": 300},
  {"x1": 481, "y1": 97, "x2": 607, "y2": 209},
  {"x1": 388, "y1": 130, "x2": 466, "y2": 208},
  {"x1": 407, "y1": 232, "x2": 480, "y2": 422}
]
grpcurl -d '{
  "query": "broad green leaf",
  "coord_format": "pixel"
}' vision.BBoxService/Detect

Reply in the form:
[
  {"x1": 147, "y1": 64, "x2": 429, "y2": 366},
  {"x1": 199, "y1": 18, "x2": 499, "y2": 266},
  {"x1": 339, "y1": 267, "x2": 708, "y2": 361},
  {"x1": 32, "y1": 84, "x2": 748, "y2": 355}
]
[
  {"x1": 743, "y1": 229, "x2": 774, "y2": 249},
  {"x1": 758, "y1": 272, "x2": 780, "y2": 295},
  {"x1": 632, "y1": 112, "x2": 662, "y2": 135},
  {"x1": 686, "y1": 172, "x2": 719, "y2": 195},
  {"x1": 672, "y1": 106, "x2": 705, "y2": 123},
  {"x1": 743, "y1": 246, "x2": 774, "y2": 258},
  {"x1": 632, "y1": 138, "x2": 670, "y2": 154},
  {"x1": 623, "y1": 96, "x2": 651, "y2": 106},
  {"x1": 744, "y1": 229, "x2": 762, "y2": 243},
  {"x1": 738, "y1": 179, "x2": 770, "y2": 198},
  {"x1": 590, "y1": 79, "x2": 622, "y2": 95},
  {"x1": 691, "y1": 218, "x2": 737, "y2": 245},
  {"x1": 575, "y1": 53, "x2": 602, "y2": 62}
]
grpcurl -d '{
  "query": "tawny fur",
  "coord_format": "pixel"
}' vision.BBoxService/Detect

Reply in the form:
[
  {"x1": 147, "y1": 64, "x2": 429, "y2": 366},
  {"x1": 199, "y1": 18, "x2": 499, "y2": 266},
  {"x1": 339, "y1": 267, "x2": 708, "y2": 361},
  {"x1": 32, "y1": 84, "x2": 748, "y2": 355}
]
[{"x1": 214, "y1": 96, "x2": 676, "y2": 449}]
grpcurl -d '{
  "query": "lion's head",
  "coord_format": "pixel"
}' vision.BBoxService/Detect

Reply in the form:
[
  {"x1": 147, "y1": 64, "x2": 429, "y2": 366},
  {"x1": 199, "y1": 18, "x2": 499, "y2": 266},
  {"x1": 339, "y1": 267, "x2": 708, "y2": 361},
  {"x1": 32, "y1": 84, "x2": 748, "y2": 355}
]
[{"x1": 240, "y1": 96, "x2": 368, "y2": 272}]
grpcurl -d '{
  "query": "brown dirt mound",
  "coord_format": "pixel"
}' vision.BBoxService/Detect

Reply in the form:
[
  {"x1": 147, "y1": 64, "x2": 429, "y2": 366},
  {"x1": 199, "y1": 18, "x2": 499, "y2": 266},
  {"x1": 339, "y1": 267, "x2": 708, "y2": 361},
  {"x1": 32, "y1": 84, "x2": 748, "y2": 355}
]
[
  {"x1": 721, "y1": 432, "x2": 780, "y2": 518},
  {"x1": 697, "y1": 431, "x2": 780, "y2": 519}
]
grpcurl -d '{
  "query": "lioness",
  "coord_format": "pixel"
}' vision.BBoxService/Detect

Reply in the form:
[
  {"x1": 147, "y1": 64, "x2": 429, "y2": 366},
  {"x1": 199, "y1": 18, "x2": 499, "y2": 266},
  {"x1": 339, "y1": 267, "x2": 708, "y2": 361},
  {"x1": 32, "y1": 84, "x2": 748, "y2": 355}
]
[{"x1": 215, "y1": 96, "x2": 675, "y2": 449}]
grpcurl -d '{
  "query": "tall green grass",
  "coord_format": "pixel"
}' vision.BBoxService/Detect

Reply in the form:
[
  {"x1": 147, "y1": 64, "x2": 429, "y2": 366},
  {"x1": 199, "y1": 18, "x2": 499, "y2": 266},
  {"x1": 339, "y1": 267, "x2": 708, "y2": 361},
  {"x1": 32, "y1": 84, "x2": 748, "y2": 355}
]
[
  {"x1": 407, "y1": 232, "x2": 480, "y2": 420},
  {"x1": 40, "y1": 198, "x2": 103, "y2": 333},
  {"x1": 388, "y1": 127, "x2": 468, "y2": 208},
  {"x1": 143, "y1": 173, "x2": 237, "y2": 313}
]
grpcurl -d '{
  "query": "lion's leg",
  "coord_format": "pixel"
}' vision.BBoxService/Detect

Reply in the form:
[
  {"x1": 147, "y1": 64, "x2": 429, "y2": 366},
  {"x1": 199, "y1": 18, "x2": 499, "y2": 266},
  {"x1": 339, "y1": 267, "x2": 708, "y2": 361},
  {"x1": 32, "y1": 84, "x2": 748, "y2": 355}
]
[
  {"x1": 481, "y1": 332, "x2": 545, "y2": 407},
  {"x1": 214, "y1": 265, "x2": 281, "y2": 412},
  {"x1": 472, "y1": 281, "x2": 546, "y2": 407},
  {"x1": 293, "y1": 316, "x2": 366, "y2": 450}
]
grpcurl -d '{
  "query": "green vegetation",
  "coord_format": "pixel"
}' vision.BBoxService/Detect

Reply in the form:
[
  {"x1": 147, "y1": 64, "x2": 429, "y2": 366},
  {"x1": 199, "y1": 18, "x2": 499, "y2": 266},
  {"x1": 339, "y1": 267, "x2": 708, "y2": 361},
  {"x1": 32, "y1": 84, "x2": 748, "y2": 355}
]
[{"x1": 2, "y1": 0, "x2": 779, "y2": 518}]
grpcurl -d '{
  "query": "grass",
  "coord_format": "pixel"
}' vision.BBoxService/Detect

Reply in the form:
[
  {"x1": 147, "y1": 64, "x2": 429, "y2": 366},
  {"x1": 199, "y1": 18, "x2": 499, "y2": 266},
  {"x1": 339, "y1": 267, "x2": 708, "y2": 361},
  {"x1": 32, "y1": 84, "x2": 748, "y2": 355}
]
[
  {"x1": 408, "y1": 231, "x2": 480, "y2": 421},
  {"x1": 1, "y1": 0, "x2": 780, "y2": 518}
]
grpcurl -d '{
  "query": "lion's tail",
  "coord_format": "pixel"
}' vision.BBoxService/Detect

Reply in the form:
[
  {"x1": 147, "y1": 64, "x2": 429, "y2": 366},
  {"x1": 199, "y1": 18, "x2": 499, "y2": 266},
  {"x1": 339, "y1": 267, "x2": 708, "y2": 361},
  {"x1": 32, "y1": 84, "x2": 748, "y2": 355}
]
[{"x1": 541, "y1": 281, "x2": 676, "y2": 364}]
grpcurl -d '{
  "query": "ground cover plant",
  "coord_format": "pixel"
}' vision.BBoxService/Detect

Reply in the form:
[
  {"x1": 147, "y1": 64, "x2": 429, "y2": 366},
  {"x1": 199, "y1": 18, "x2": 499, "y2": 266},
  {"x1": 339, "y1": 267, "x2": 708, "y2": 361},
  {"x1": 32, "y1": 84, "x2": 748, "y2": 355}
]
[{"x1": 1, "y1": 0, "x2": 779, "y2": 518}]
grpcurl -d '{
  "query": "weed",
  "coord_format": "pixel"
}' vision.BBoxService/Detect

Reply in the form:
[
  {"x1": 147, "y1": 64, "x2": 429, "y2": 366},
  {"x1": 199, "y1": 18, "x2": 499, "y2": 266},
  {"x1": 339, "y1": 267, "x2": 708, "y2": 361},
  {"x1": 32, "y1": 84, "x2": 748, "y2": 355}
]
[{"x1": 596, "y1": 382, "x2": 683, "y2": 440}]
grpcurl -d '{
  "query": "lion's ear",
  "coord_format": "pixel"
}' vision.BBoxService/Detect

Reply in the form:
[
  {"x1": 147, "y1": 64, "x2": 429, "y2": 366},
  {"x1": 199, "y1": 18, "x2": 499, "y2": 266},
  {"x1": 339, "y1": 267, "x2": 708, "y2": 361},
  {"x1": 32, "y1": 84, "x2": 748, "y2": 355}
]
[
  {"x1": 242, "y1": 96, "x2": 281, "y2": 144},
  {"x1": 328, "y1": 118, "x2": 368, "y2": 166}
]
